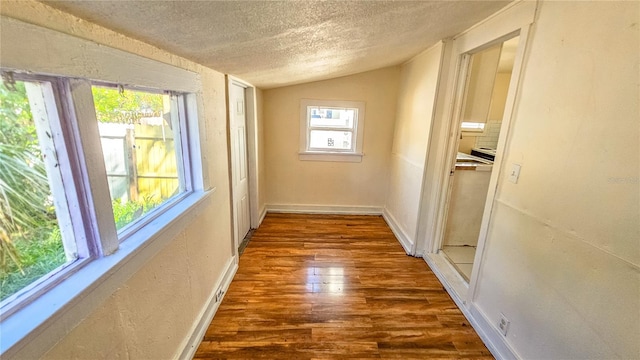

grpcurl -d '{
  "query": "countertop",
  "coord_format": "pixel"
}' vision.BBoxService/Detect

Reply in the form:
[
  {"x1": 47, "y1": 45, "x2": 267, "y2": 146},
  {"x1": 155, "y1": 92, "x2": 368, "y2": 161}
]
[{"x1": 455, "y1": 152, "x2": 493, "y2": 171}]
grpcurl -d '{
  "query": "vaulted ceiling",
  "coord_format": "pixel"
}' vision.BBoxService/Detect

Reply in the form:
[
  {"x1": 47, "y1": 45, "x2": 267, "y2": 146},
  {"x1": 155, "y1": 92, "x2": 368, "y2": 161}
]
[{"x1": 42, "y1": 1, "x2": 510, "y2": 88}]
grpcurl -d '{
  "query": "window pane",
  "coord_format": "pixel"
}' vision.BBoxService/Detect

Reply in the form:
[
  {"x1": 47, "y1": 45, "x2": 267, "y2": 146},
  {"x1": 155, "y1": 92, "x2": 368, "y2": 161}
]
[
  {"x1": 461, "y1": 122, "x2": 486, "y2": 131},
  {"x1": 309, "y1": 130, "x2": 353, "y2": 150},
  {"x1": 92, "y1": 86, "x2": 183, "y2": 232},
  {"x1": 0, "y1": 80, "x2": 69, "y2": 302},
  {"x1": 309, "y1": 107, "x2": 355, "y2": 128}
]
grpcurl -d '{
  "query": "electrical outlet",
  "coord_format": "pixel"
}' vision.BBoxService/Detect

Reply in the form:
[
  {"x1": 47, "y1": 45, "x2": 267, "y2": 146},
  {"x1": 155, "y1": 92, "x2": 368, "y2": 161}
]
[
  {"x1": 498, "y1": 313, "x2": 510, "y2": 336},
  {"x1": 214, "y1": 288, "x2": 225, "y2": 303}
]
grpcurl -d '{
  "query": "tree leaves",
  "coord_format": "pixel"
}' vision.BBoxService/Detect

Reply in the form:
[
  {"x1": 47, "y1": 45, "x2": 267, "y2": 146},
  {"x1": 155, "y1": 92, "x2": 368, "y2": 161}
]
[
  {"x1": 92, "y1": 86, "x2": 164, "y2": 124},
  {"x1": 0, "y1": 81, "x2": 54, "y2": 272}
]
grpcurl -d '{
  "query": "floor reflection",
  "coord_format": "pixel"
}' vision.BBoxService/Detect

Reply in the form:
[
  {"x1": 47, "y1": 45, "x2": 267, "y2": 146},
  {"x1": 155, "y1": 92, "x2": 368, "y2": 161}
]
[
  {"x1": 306, "y1": 266, "x2": 345, "y2": 295},
  {"x1": 195, "y1": 213, "x2": 492, "y2": 359}
]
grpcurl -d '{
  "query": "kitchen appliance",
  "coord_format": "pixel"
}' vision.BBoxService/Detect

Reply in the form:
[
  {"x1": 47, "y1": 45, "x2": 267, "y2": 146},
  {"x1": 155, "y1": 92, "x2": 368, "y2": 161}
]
[{"x1": 471, "y1": 147, "x2": 496, "y2": 161}]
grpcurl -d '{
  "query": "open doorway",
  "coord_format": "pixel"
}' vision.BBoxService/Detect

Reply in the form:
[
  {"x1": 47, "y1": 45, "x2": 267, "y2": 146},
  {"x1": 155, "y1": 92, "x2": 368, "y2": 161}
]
[{"x1": 439, "y1": 36, "x2": 519, "y2": 282}]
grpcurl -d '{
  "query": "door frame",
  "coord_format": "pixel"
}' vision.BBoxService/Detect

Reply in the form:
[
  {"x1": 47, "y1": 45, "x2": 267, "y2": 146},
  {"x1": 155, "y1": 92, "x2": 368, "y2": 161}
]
[
  {"x1": 226, "y1": 75, "x2": 260, "y2": 258},
  {"x1": 416, "y1": 1, "x2": 536, "y2": 304}
]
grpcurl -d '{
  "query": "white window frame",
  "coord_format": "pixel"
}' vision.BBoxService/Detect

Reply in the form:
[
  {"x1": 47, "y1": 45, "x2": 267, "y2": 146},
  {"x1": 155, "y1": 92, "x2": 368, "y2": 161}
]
[
  {"x1": 460, "y1": 121, "x2": 486, "y2": 132},
  {"x1": 299, "y1": 99, "x2": 365, "y2": 162},
  {"x1": 0, "y1": 72, "x2": 212, "y2": 356},
  {"x1": 89, "y1": 83, "x2": 194, "y2": 242},
  {"x1": 0, "y1": 74, "x2": 93, "y2": 317},
  {"x1": 0, "y1": 16, "x2": 212, "y2": 358}
]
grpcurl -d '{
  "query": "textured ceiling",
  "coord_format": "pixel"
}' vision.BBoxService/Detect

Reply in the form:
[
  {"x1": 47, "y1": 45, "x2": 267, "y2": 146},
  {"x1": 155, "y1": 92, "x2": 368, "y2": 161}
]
[{"x1": 42, "y1": 0, "x2": 510, "y2": 89}]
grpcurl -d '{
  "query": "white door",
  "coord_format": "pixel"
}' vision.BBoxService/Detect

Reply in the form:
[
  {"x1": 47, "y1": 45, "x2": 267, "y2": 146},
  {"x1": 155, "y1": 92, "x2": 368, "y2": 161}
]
[{"x1": 230, "y1": 82, "x2": 250, "y2": 252}]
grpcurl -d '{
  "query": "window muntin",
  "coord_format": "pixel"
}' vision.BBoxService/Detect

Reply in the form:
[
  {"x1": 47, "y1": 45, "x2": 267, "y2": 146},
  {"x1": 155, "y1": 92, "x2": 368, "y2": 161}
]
[
  {"x1": 300, "y1": 100, "x2": 365, "y2": 161},
  {"x1": 92, "y1": 85, "x2": 187, "y2": 233},
  {"x1": 0, "y1": 78, "x2": 80, "y2": 303}
]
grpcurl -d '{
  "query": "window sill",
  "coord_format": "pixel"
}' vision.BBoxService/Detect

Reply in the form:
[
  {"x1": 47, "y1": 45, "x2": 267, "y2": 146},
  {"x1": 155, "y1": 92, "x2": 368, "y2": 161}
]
[
  {"x1": 461, "y1": 125, "x2": 486, "y2": 136},
  {"x1": 298, "y1": 152, "x2": 363, "y2": 163},
  {"x1": 0, "y1": 189, "x2": 214, "y2": 357}
]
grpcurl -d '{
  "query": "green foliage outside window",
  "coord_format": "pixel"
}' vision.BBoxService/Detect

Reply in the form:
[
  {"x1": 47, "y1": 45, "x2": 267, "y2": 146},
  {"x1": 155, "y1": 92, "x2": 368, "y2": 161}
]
[
  {"x1": 92, "y1": 86, "x2": 164, "y2": 124},
  {"x1": 0, "y1": 83, "x2": 167, "y2": 301},
  {"x1": 0, "y1": 81, "x2": 64, "y2": 301},
  {"x1": 112, "y1": 196, "x2": 161, "y2": 231}
]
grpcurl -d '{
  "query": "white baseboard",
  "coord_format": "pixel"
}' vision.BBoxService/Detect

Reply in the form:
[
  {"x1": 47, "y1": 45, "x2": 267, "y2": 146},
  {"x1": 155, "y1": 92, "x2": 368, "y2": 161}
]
[
  {"x1": 382, "y1": 208, "x2": 415, "y2": 255},
  {"x1": 266, "y1": 204, "x2": 383, "y2": 215},
  {"x1": 423, "y1": 254, "x2": 518, "y2": 360},
  {"x1": 177, "y1": 256, "x2": 239, "y2": 360},
  {"x1": 257, "y1": 205, "x2": 267, "y2": 227}
]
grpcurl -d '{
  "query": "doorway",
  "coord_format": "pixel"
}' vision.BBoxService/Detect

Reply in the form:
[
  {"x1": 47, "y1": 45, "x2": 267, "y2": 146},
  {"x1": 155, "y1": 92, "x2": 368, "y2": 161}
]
[
  {"x1": 439, "y1": 36, "x2": 520, "y2": 282},
  {"x1": 229, "y1": 80, "x2": 251, "y2": 255}
]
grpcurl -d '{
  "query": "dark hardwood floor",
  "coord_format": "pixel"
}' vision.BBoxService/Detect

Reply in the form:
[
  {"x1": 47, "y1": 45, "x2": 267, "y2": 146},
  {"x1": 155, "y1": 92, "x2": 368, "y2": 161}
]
[{"x1": 194, "y1": 213, "x2": 493, "y2": 359}]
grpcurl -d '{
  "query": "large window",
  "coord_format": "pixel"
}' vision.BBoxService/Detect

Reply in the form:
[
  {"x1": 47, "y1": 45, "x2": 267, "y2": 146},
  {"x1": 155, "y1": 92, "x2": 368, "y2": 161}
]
[
  {"x1": 0, "y1": 72, "x2": 203, "y2": 321},
  {"x1": 299, "y1": 99, "x2": 365, "y2": 162},
  {"x1": 0, "y1": 18, "x2": 208, "y2": 357},
  {"x1": 0, "y1": 77, "x2": 82, "y2": 304},
  {"x1": 92, "y1": 85, "x2": 188, "y2": 235}
]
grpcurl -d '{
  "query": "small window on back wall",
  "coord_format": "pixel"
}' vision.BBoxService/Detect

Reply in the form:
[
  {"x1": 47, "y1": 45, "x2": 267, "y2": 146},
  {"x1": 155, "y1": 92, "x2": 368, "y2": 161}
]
[{"x1": 299, "y1": 99, "x2": 365, "y2": 162}]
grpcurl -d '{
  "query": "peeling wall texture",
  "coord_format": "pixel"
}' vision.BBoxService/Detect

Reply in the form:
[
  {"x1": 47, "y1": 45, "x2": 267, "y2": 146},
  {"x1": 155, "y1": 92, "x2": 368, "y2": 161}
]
[
  {"x1": 473, "y1": 1, "x2": 640, "y2": 358},
  {"x1": 1, "y1": 1, "x2": 234, "y2": 358}
]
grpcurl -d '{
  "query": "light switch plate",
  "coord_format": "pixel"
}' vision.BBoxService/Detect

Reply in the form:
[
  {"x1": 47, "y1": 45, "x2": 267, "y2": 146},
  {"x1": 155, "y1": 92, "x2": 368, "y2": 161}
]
[{"x1": 508, "y1": 164, "x2": 521, "y2": 184}]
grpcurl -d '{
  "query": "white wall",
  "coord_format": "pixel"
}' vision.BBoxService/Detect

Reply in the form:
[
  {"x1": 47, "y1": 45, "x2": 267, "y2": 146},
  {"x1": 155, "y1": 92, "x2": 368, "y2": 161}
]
[
  {"x1": 4, "y1": 1, "x2": 638, "y2": 359},
  {"x1": 263, "y1": 67, "x2": 400, "y2": 211},
  {"x1": 472, "y1": 1, "x2": 639, "y2": 358},
  {"x1": 1, "y1": 1, "x2": 235, "y2": 358},
  {"x1": 487, "y1": 73, "x2": 511, "y2": 122},
  {"x1": 393, "y1": 1, "x2": 638, "y2": 358},
  {"x1": 256, "y1": 88, "x2": 267, "y2": 217},
  {"x1": 384, "y1": 43, "x2": 443, "y2": 248}
]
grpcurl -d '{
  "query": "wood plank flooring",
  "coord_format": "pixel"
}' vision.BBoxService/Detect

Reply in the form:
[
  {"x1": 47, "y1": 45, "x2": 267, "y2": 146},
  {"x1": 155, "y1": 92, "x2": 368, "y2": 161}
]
[{"x1": 194, "y1": 213, "x2": 492, "y2": 359}]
